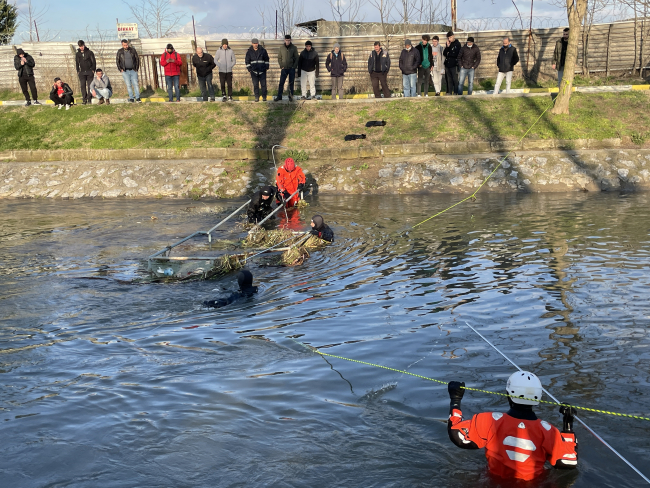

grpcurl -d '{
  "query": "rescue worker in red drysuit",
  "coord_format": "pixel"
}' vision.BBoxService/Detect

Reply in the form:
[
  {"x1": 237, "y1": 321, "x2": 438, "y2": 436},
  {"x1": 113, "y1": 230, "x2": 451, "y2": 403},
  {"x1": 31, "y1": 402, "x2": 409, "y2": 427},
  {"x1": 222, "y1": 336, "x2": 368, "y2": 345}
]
[
  {"x1": 275, "y1": 157, "x2": 306, "y2": 208},
  {"x1": 447, "y1": 371, "x2": 578, "y2": 481}
]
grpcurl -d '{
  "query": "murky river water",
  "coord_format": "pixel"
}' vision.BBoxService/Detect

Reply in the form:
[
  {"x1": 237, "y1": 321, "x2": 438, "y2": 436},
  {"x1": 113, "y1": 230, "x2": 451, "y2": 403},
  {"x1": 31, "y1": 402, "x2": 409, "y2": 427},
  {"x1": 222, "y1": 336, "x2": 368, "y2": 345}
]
[{"x1": 1, "y1": 193, "x2": 649, "y2": 487}]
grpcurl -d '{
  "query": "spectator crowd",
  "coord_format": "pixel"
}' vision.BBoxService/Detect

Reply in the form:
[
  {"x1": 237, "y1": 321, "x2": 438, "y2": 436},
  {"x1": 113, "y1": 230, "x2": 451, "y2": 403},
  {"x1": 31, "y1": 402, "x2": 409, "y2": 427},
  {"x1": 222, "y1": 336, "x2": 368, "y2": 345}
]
[{"x1": 12, "y1": 29, "x2": 571, "y2": 108}]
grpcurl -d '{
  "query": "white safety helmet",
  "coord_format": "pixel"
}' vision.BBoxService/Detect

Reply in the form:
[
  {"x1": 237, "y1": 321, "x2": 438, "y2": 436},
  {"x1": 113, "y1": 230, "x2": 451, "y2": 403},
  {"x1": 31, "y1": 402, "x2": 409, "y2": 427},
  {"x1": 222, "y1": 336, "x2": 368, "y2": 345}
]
[{"x1": 506, "y1": 371, "x2": 543, "y2": 406}]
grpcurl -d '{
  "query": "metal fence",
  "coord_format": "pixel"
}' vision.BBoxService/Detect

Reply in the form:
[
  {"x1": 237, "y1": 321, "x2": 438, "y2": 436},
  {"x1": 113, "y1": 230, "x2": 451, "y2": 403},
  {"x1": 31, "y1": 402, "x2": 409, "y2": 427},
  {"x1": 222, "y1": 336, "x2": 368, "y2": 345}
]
[{"x1": 1, "y1": 20, "x2": 649, "y2": 98}]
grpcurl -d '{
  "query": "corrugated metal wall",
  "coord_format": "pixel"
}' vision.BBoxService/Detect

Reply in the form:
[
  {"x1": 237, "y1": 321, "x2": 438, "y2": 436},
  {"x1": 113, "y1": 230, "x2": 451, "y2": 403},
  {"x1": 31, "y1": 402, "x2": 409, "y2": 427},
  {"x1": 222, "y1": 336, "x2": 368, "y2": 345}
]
[{"x1": 1, "y1": 20, "x2": 648, "y2": 97}]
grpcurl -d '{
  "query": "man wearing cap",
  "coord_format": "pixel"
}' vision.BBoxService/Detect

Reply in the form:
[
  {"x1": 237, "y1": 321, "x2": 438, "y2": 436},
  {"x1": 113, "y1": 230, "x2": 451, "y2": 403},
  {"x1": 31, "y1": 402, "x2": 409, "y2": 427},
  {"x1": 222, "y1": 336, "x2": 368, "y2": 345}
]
[
  {"x1": 160, "y1": 43, "x2": 183, "y2": 102},
  {"x1": 192, "y1": 47, "x2": 216, "y2": 102},
  {"x1": 399, "y1": 39, "x2": 420, "y2": 97},
  {"x1": 276, "y1": 34, "x2": 299, "y2": 102},
  {"x1": 14, "y1": 48, "x2": 40, "y2": 106},
  {"x1": 458, "y1": 36, "x2": 481, "y2": 95},
  {"x1": 325, "y1": 43, "x2": 347, "y2": 101},
  {"x1": 215, "y1": 39, "x2": 236, "y2": 101},
  {"x1": 75, "y1": 40, "x2": 96, "y2": 105},
  {"x1": 116, "y1": 39, "x2": 141, "y2": 103},
  {"x1": 298, "y1": 40, "x2": 319, "y2": 100},
  {"x1": 245, "y1": 38, "x2": 270, "y2": 102},
  {"x1": 368, "y1": 41, "x2": 391, "y2": 99},
  {"x1": 247, "y1": 186, "x2": 277, "y2": 223},
  {"x1": 415, "y1": 35, "x2": 433, "y2": 97},
  {"x1": 443, "y1": 31, "x2": 461, "y2": 95}
]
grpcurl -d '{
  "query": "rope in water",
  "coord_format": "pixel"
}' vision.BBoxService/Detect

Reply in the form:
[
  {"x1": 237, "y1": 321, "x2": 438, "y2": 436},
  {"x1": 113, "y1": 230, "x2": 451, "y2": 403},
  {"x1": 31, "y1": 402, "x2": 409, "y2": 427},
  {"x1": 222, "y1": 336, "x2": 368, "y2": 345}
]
[
  {"x1": 412, "y1": 93, "x2": 560, "y2": 229},
  {"x1": 291, "y1": 339, "x2": 650, "y2": 422}
]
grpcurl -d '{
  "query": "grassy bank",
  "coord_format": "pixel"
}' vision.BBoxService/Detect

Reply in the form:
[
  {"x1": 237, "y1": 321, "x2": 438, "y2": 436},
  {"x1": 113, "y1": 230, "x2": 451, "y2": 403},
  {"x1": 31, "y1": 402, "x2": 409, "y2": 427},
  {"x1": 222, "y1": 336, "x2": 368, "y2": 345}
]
[{"x1": 1, "y1": 91, "x2": 649, "y2": 152}]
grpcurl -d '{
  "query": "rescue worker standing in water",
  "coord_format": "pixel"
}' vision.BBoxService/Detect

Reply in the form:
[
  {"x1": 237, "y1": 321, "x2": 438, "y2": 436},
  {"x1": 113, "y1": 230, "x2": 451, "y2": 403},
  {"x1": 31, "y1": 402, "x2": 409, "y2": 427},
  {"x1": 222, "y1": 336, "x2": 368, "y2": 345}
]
[
  {"x1": 275, "y1": 157, "x2": 306, "y2": 208},
  {"x1": 447, "y1": 371, "x2": 578, "y2": 481},
  {"x1": 310, "y1": 215, "x2": 334, "y2": 242},
  {"x1": 247, "y1": 186, "x2": 276, "y2": 223}
]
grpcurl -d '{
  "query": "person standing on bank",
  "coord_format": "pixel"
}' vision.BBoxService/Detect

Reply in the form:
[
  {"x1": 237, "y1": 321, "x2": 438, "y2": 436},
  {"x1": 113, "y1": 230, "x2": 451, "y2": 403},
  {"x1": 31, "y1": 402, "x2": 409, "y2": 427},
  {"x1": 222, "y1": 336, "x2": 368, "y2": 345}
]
[
  {"x1": 457, "y1": 37, "x2": 481, "y2": 95},
  {"x1": 216, "y1": 39, "x2": 236, "y2": 101},
  {"x1": 494, "y1": 37, "x2": 519, "y2": 95},
  {"x1": 14, "y1": 48, "x2": 40, "y2": 106},
  {"x1": 276, "y1": 34, "x2": 299, "y2": 102},
  {"x1": 298, "y1": 40, "x2": 319, "y2": 100},
  {"x1": 443, "y1": 31, "x2": 461, "y2": 95},
  {"x1": 553, "y1": 28, "x2": 570, "y2": 88},
  {"x1": 399, "y1": 39, "x2": 420, "y2": 98},
  {"x1": 192, "y1": 47, "x2": 216, "y2": 102},
  {"x1": 245, "y1": 38, "x2": 270, "y2": 102},
  {"x1": 430, "y1": 36, "x2": 445, "y2": 96},
  {"x1": 368, "y1": 41, "x2": 391, "y2": 99},
  {"x1": 75, "y1": 40, "x2": 96, "y2": 105},
  {"x1": 89, "y1": 69, "x2": 112, "y2": 105},
  {"x1": 160, "y1": 43, "x2": 183, "y2": 102},
  {"x1": 116, "y1": 39, "x2": 141, "y2": 103},
  {"x1": 325, "y1": 43, "x2": 347, "y2": 101},
  {"x1": 49, "y1": 77, "x2": 74, "y2": 110},
  {"x1": 415, "y1": 35, "x2": 433, "y2": 97}
]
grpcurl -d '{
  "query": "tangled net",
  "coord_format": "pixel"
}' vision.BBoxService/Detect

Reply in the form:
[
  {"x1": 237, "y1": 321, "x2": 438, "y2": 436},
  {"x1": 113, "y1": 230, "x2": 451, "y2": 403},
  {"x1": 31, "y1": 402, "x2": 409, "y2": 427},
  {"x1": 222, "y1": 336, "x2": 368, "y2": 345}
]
[{"x1": 242, "y1": 229, "x2": 296, "y2": 248}]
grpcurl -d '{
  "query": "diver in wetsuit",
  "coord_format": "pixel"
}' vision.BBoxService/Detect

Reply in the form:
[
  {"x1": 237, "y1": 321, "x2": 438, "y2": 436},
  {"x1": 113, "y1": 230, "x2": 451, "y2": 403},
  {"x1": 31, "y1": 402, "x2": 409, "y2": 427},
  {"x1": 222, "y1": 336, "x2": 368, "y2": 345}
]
[
  {"x1": 310, "y1": 215, "x2": 334, "y2": 242},
  {"x1": 203, "y1": 270, "x2": 258, "y2": 308},
  {"x1": 247, "y1": 186, "x2": 276, "y2": 223}
]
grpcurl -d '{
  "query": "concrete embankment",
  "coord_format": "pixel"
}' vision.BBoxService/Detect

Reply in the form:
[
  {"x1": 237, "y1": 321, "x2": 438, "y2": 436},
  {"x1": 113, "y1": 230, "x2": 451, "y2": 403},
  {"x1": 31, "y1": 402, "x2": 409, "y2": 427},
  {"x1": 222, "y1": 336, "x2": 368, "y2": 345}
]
[{"x1": 1, "y1": 141, "x2": 649, "y2": 198}]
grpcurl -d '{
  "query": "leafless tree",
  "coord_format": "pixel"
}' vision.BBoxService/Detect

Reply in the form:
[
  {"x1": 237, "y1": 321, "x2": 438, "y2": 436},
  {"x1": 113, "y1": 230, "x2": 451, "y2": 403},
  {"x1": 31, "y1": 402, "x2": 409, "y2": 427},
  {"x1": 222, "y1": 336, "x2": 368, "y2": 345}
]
[
  {"x1": 270, "y1": 0, "x2": 304, "y2": 37},
  {"x1": 329, "y1": 0, "x2": 365, "y2": 23},
  {"x1": 581, "y1": 0, "x2": 612, "y2": 75},
  {"x1": 124, "y1": 0, "x2": 185, "y2": 39},
  {"x1": 368, "y1": 0, "x2": 396, "y2": 42},
  {"x1": 413, "y1": 0, "x2": 447, "y2": 30},
  {"x1": 18, "y1": 0, "x2": 60, "y2": 42},
  {"x1": 256, "y1": 5, "x2": 267, "y2": 39}
]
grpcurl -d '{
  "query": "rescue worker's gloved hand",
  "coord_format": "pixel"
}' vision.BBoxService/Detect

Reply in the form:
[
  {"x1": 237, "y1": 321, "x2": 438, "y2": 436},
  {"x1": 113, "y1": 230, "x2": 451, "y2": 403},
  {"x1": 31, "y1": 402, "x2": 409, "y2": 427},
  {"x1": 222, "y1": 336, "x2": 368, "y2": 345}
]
[
  {"x1": 448, "y1": 381, "x2": 465, "y2": 410},
  {"x1": 559, "y1": 404, "x2": 577, "y2": 433},
  {"x1": 282, "y1": 190, "x2": 291, "y2": 200},
  {"x1": 298, "y1": 183, "x2": 305, "y2": 191}
]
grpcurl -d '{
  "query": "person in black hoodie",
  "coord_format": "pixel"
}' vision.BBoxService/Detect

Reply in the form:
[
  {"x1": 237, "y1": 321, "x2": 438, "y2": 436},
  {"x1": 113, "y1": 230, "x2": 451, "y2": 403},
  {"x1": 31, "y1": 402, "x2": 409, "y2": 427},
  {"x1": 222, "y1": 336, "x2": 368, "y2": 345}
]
[
  {"x1": 245, "y1": 38, "x2": 270, "y2": 102},
  {"x1": 14, "y1": 48, "x2": 40, "y2": 106},
  {"x1": 325, "y1": 43, "x2": 347, "y2": 101},
  {"x1": 494, "y1": 37, "x2": 519, "y2": 96},
  {"x1": 49, "y1": 77, "x2": 74, "y2": 110},
  {"x1": 443, "y1": 31, "x2": 461, "y2": 95},
  {"x1": 75, "y1": 40, "x2": 96, "y2": 105},
  {"x1": 247, "y1": 186, "x2": 276, "y2": 223},
  {"x1": 298, "y1": 40, "x2": 319, "y2": 99},
  {"x1": 310, "y1": 215, "x2": 334, "y2": 242},
  {"x1": 192, "y1": 47, "x2": 217, "y2": 102},
  {"x1": 204, "y1": 270, "x2": 258, "y2": 308}
]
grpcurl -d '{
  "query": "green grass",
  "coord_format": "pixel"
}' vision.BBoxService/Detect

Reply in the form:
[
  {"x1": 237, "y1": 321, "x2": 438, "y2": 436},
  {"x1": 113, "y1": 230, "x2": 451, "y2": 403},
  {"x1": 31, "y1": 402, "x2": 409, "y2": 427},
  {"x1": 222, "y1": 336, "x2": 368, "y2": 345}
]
[{"x1": 0, "y1": 91, "x2": 648, "y2": 152}]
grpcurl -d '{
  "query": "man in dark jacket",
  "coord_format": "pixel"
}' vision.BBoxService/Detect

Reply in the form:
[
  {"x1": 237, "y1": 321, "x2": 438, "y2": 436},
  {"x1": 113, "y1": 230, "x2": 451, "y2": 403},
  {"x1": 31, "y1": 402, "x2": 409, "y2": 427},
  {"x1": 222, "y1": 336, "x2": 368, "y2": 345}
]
[
  {"x1": 494, "y1": 37, "x2": 519, "y2": 95},
  {"x1": 443, "y1": 31, "x2": 461, "y2": 95},
  {"x1": 75, "y1": 40, "x2": 96, "y2": 105},
  {"x1": 457, "y1": 37, "x2": 481, "y2": 95},
  {"x1": 415, "y1": 35, "x2": 433, "y2": 97},
  {"x1": 245, "y1": 38, "x2": 270, "y2": 102},
  {"x1": 14, "y1": 48, "x2": 40, "y2": 106},
  {"x1": 49, "y1": 77, "x2": 74, "y2": 110},
  {"x1": 310, "y1": 215, "x2": 334, "y2": 242},
  {"x1": 368, "y1": 41, "x2": 391, "y2": 99},
  {"x1": 192, "y1": 47, "x2": 216, "y2": 102},
  {"x1": 325, "y1": 43, "x2": 347, "y2": 101},
  {"x1": 247, "y1": 186, "x2": 276, "y2": 223},
  {"x1": 298, "y1": 40, "x2": 319, "y2": 99},
  {"x1": 116, "y1": 39, "x2": 141, "y2": 103},
  {"x1": 552, "y1": 28, "x2": 570, "y2": 88},
  {"x1": 276, "y1": 34, "x2": 299, "y2": 102},
  {"x1": 399, "y1": 39, "x2": 420, "y2": 97},
  {"x1": 204, "y1": 270, "x2": 258, "y2": 309}
]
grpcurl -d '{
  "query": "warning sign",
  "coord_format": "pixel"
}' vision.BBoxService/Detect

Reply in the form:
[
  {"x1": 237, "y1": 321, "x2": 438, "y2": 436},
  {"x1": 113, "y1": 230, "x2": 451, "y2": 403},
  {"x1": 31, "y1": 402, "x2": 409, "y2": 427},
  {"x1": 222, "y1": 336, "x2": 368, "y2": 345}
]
[{"x1": 117, "y1": 23, "x2": 139, "y2": 40}]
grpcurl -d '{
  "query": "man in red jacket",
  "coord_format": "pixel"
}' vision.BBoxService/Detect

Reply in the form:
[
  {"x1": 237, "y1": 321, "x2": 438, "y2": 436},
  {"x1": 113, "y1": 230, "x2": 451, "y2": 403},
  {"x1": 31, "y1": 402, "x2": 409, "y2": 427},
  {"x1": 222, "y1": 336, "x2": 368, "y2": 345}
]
[
  {"x1": 447, "y1": 371, "x2": 578, "y2": 481},
  {"x1": 160, "y1": 43, "x2": 183, "y2": 102},
  {"x1": 275, "y1": 158, "x2": 306, "y2": 208}
]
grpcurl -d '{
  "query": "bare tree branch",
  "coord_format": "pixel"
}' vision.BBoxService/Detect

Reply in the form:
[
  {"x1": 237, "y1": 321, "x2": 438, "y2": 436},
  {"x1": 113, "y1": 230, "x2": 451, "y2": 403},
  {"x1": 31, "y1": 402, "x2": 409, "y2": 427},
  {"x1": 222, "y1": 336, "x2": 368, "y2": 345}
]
[{"x1": 123, "y1": 0, "x2": 185, "y2": 39}]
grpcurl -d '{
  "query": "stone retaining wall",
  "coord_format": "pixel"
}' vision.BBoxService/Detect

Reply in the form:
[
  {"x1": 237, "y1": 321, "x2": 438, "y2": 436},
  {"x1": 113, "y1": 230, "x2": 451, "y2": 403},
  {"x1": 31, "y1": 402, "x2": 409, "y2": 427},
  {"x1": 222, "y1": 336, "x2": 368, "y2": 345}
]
[{"x1": 2, "y1": 147, "x2": 649, "y2": 199}]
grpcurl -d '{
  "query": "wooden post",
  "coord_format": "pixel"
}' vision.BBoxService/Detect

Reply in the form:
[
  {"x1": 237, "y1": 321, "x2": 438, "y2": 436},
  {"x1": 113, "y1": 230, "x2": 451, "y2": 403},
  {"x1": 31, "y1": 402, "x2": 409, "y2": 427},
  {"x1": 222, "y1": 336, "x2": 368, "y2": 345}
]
[{"x1": 605, "y1": 23, "x2": 612, "y2": 77}]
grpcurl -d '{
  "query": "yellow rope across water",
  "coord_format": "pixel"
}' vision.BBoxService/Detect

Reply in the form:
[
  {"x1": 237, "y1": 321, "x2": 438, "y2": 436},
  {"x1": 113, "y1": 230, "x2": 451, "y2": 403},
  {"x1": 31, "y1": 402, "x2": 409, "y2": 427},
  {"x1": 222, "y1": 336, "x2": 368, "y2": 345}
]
[{"x1": 293, "y1": 340, "x2": 650, "y2": 423}]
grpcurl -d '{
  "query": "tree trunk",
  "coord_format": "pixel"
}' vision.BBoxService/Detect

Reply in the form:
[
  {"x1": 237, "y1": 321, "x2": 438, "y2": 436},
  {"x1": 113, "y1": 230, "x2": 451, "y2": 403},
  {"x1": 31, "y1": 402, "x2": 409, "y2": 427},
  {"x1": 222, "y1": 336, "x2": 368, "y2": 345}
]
[{"x1": 551, "y1": 0, "x2": 587, "y2": 115}]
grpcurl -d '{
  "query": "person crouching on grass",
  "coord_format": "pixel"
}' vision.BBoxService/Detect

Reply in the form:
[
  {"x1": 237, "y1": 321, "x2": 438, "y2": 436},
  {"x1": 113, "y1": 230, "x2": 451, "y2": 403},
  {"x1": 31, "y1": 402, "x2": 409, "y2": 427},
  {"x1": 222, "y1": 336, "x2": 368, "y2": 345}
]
[
  {"x1": 49, "y1": 77, "x2": 74, "y2": 110},
  {"x1": 90, "y1": 69, "x2": 112, "y2": 105}
]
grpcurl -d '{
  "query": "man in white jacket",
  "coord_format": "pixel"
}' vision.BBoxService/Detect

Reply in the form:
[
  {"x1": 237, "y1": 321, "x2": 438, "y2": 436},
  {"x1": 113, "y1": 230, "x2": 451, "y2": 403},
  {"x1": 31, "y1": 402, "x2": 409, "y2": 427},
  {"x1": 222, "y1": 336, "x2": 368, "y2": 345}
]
[{"x1": 215, "y1": 39, "x2": 236, "y2": 101}]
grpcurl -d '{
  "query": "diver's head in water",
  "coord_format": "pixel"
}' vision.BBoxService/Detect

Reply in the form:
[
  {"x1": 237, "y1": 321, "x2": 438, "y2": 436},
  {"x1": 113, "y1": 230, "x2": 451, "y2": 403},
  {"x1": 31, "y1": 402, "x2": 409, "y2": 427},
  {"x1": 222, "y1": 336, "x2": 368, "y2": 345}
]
[
  {"x1": 237, "y1": 270, "x2": 257, "y2": 294},
  {"x1": 311, "y1": 215, "x2": 324, "y2": 230},
  {"x1": 261, "y1": 186, "x2": 273, "y2": 200}
]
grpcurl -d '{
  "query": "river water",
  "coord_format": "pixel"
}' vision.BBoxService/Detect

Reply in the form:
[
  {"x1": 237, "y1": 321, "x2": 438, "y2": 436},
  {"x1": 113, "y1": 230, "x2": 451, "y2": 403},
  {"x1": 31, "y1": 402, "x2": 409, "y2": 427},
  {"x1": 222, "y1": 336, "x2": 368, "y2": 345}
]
[{"x1": 1, "y1": 193, "x2": 649, "y2": 487}]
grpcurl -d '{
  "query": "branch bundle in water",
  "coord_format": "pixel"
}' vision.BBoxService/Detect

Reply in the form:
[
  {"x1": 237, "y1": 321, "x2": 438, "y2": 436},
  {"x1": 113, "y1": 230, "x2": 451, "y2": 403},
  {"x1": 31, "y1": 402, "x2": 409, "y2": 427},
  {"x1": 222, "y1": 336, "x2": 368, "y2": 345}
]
[
  {"x1": 204, "y1": 253, "x2": 244, "y2": 279},
  {"x1": 280, "y1": 235, "x2": 327, "y2": 266},
  {"x1": 243, "y1": 229, "x2": 296, "y2": 248}
]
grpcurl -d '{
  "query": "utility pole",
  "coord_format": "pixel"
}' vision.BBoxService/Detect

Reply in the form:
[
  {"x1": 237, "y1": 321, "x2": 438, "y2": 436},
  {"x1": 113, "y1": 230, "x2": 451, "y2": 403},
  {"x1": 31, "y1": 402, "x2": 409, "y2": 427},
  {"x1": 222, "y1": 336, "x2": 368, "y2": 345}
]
[
  {"x1": 275, "y1": 10, "x2": 278, "y2": 39},
  {"x1": 451, "y1": 0, "x2": 457, "y2": 31},
  {"x1": 192, "y1": 15, "x2": 197, "y2": 47},
  {"x1": 34, "y1": 20, "x2": 40, "y2": 42}
]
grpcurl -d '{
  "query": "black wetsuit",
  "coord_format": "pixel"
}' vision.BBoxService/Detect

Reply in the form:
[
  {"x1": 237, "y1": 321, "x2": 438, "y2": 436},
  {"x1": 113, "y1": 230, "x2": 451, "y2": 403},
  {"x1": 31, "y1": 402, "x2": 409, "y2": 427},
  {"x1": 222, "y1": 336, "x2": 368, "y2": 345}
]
[
  {"x1": 247, "y1": 186, "x2": 276, "y2": 223},
  {"x1": 310, "y1": 215, "x2": 334, "y2": 242},
  {"x1": 204, "y1": 270, "x2": 258, "y2": 308}
]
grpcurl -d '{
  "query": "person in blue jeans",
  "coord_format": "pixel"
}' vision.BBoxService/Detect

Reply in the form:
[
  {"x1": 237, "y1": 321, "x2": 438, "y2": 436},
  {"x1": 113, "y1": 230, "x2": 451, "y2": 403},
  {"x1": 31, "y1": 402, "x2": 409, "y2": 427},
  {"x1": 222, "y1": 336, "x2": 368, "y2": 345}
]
[
  {"x1": 160, "y1": 44, "x2": 183, "y2": 102},
  {"x1": 399, "y1": 39, "x2": 420, "y2": 97},
  {"x1": 457, "y1": 37, "x2": 481, "y2": 95},
  {"x1": 116, "y1": 39, "x2": 141, "y2": 103}
]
